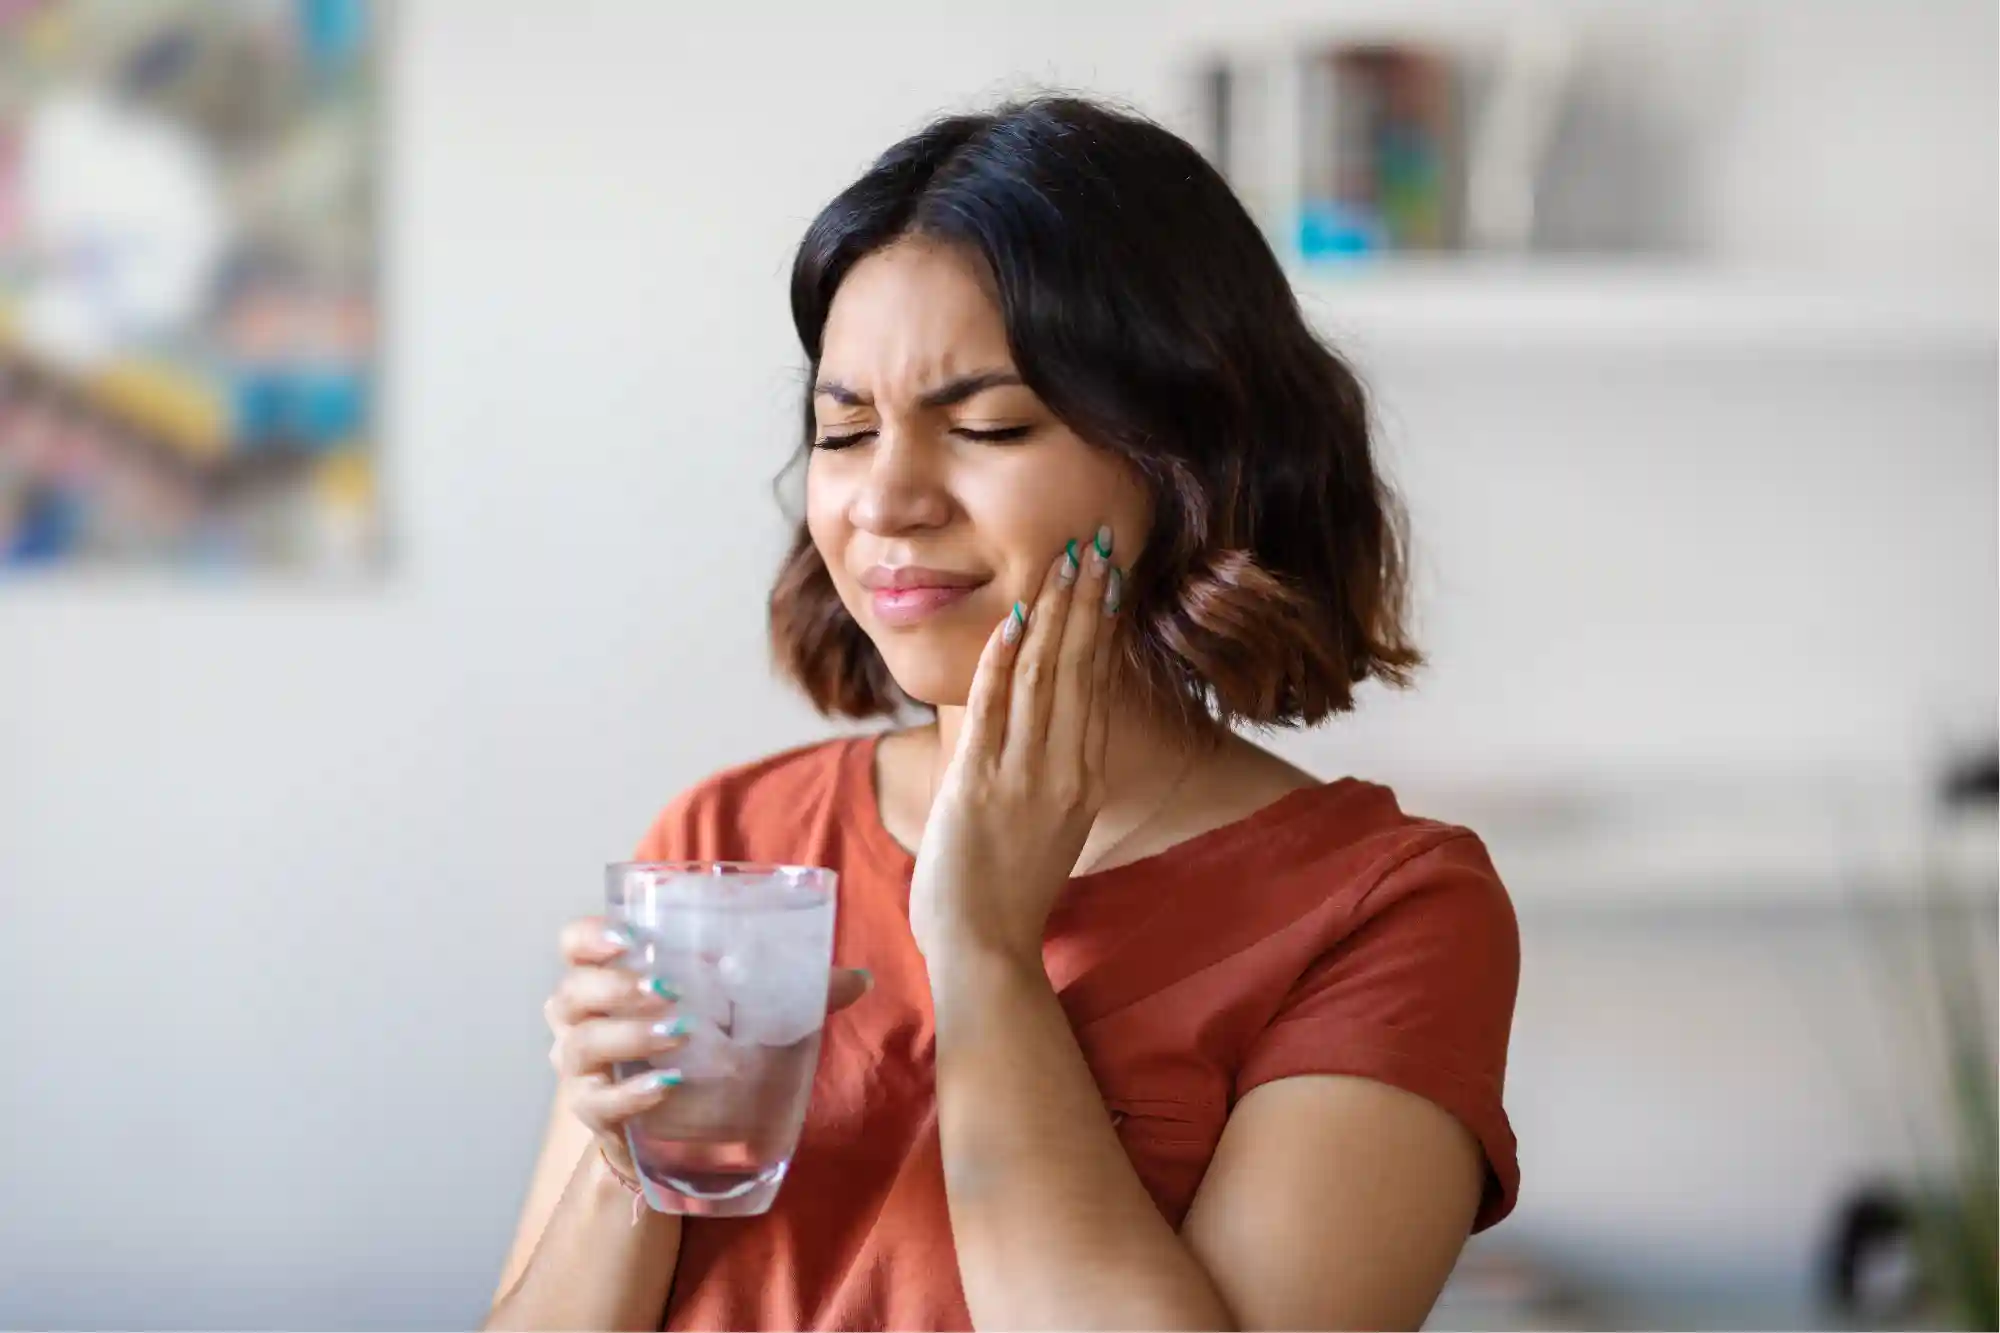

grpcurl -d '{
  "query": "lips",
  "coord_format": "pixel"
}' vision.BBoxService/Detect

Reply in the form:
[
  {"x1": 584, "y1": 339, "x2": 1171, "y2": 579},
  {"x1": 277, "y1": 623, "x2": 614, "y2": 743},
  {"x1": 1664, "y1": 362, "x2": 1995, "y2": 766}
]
[
  {"x1": 860, "y1": 566, "x2": 989, "y2": 626},
  {"x1": 868, "y1": 583, "x2": 983, "y2": 625}
]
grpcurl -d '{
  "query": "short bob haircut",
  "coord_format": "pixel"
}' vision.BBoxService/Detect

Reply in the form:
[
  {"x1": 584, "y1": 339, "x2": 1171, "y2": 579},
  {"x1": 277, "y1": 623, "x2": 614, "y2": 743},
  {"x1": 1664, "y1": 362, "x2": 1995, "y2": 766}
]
[{"x1": 770, "y1": 96, "x2": 1420, "y2": 737}]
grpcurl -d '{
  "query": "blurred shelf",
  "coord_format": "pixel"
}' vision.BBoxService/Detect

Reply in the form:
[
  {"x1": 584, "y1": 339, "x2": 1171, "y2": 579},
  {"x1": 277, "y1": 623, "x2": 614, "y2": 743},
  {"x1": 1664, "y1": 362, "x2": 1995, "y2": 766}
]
[
  {"x1": 1407, "y1": 778, "x2": 1998, "y2": 911},
  {"x1": 1289, "y1": 258, "x2": 1998, "y2": 357}
]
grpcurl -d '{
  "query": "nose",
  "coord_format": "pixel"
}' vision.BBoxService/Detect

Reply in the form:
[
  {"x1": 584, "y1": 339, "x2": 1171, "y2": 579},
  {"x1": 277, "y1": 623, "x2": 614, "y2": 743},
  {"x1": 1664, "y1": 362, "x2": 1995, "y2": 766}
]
[{"x1": 847, "y1": 426, "x2": 951, "y2": 536}]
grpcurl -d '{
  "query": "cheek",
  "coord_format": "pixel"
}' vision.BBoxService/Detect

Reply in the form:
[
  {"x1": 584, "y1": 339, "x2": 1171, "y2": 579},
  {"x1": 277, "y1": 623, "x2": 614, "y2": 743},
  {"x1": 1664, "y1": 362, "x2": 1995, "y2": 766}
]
[{"x1": 803, "y1": 465, "x2": 848, "y2": 580}]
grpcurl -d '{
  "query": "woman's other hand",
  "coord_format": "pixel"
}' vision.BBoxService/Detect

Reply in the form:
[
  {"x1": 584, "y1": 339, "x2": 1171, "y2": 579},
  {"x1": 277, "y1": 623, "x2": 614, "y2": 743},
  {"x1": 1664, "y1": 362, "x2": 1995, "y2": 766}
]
[{"x1": 544, "y1": 916, "x2": 872, "y2": 1180}]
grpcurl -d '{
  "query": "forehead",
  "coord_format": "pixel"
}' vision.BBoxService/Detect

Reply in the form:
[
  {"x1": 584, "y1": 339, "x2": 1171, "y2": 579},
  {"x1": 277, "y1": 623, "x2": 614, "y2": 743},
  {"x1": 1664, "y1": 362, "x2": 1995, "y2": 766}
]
[{"x1": 818, "y1": 237, "x2": 1013, "y2": 391}]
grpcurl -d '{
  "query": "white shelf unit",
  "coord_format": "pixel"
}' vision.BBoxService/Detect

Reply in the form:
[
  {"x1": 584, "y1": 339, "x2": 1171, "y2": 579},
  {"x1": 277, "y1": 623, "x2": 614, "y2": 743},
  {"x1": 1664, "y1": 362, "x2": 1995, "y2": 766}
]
[
  {"x1": 1289, "y1": 258, "x2": 1997, "y2": 358},
  {"x1": 1410, "y1": 782, "x2": 1998, "y2": 911}
]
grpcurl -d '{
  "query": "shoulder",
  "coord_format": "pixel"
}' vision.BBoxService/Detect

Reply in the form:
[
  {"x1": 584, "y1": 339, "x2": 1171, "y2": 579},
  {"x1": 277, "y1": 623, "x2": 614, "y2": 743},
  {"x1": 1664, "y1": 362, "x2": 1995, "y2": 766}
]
[
  {"x1": 1223, "y1": 777, "x2": 1520, "y2": 1039},
  {"x1": 1302, "y1": 780, "x2": 1518, "y2": 984},
  {"x1": 1235, "y1": 783, "x2": 1522, "y2": 1229},
  {"x1": 1243, "y1": 774, "x2": 1513, "y2": 932},
  {"x1": 632, "y1": 735, "x2": 862, "y2": 863}
]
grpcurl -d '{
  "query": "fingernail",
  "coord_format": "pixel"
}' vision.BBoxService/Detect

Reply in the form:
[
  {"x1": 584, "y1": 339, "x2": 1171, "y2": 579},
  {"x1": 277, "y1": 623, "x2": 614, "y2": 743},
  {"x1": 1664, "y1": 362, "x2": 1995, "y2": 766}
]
[
  {"x1": 604, "y1": 925, "x2": 633, "y2": 950},
  {"x1": 854, "y1": 967, "x2": 874, "y2": 990},
  {"x1": 653, "y1": 1069, "x2": 684, "y2": 1089},
  {"x1": 645, "y1": 978, "x2": 679, "y2": 1001},
  {"x1": 652, "y1": 1017, "x2": 692, "y2": 1040},
  {"x1": 1002, "y1": 601, "x2": 1026, "y2": 644},
  {"x1": 1058, "y1": 539, "x2": 1080, "y2": 587},
  {"x1": 1092, "y1": 525, "x2": 1113, "y2": 561},
  {"x1": 1104, "y1": 566, "x2": 1123, "y2": 615}
]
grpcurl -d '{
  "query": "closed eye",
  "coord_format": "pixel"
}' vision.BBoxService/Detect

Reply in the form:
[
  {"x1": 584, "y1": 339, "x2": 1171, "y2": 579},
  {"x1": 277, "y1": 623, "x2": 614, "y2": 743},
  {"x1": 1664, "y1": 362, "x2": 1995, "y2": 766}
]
[
  {"x1": 812, "y1": 429, "x2": 876, "y2": 450},
  {"x1": 953, "y1": 425, "x2": 1035, "y2": 443},
  {"x1": 813, "y1": 425, "x2": 1035, "y2": 449}
]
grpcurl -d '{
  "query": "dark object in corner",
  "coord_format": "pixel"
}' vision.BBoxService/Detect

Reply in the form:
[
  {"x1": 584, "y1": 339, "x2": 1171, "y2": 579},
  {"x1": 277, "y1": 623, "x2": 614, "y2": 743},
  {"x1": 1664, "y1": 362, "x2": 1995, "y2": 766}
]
[{"x1": 1941, "y1": 748, "x2": 1998, "y2": 810}]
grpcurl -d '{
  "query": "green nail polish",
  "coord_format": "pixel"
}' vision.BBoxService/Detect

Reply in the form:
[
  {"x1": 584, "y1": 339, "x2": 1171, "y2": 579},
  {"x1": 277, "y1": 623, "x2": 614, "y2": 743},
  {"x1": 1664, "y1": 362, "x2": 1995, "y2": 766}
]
[
  {"x1": 1093, "y1": 526, "x2": 1113, "y2": 559},
  {"x1": 1104, "y1": 566, "x2": 1123, "y2": 615},
  {"x1": 654, "y1": 1017, "x2": 692, "y2": 1039},
  {"x1": 654, "y1": 1069, "x2": 684, "y2": 1089},
  {"x1": 646, "y1": 978, "x2": 679, "y2": 1001},
  {"x1": 1064, "y1": 538, "x2": 1079, "y2": 568},
  {"x1": 1003, "y1": 601, "x2": 1026, "y2": 644}
]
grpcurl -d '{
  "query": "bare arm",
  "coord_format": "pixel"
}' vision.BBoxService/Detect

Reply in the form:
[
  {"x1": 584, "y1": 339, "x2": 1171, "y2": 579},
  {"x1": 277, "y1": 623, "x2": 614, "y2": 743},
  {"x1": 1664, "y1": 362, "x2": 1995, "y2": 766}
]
[
  {"x1": 934, "y1": 948, "x2": 1484, "y2": 1331},
  {"x1": 1181, "y1": 1074, "x2": 1485, "y2": 1330},
  {"x1": 933, "y1": 947, "x2": 1232, "y2": 1330},
  {"x1": 483, "y1": 1090, "x2": 683, "y2": 1331}
]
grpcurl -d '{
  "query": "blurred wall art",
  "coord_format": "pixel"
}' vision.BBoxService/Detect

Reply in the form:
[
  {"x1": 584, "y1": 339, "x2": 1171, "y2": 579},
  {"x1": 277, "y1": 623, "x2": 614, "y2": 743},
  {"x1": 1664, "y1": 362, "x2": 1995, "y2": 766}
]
[{"x1": 0, "y1": 0, "x2": 381, "y2": 575}]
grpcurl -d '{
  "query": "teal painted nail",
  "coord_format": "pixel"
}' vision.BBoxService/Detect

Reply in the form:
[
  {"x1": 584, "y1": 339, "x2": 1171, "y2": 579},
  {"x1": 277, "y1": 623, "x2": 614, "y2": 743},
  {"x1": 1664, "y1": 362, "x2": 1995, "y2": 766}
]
[
  {"x1": 1060, "y1": 539, "x2": 1080, "y2": 585},
  {"x1": 653, "y1": 1069, "x2": 684, "y2": 1089},
  {"x1": 1104, "y1": 566, "x2": 1124, "y2": 615},
  {"x1": 645, "y1": 978, "x2": 679, "y2": 1001},
  {"x1": 1093, "y1": 525, "x2": 1113, "y2": 559},
  {"x1": 604, "y1": 924, "x2": 633, "y2": 950},
  {"x1": 653, "y1": 1017, "x2": 693, "y2": 1040},
  {"x1": 1003, "y1": 601, "x2": 1026, "y2": 644}
]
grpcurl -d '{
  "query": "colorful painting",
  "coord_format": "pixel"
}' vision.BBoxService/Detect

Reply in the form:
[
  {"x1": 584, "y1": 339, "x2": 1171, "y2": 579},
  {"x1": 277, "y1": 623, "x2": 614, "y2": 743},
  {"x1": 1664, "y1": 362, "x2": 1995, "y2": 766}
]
[{"x1": 0, "y1": 0, "x2": 380, "y2": 573}]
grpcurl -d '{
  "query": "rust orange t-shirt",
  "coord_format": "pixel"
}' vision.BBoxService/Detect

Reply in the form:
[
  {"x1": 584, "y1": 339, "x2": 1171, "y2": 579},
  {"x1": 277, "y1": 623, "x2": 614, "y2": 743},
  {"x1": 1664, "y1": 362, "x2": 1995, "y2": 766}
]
[{"x1": 636, "y1": 733, "x2": 1521, "y2": 1331}]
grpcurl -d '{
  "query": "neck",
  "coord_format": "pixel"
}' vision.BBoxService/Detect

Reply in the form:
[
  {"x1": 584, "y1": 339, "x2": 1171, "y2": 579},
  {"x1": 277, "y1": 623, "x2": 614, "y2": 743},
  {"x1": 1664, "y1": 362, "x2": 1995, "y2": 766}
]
[{"x1": 927, "y1": 698, "x2": 1217, "y2": 867}]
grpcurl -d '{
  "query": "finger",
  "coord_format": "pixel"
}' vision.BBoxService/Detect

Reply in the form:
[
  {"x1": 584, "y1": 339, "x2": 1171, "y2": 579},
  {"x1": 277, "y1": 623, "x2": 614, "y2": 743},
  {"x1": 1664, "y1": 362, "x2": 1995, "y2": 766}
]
[
  {"x1": 546, "y1": 966, "x2": 676, "y2": 1028},
  {"x1": 956, "y1": 601, "x2": 1023, "y2": 765},
  {"x1": 1003, "y1": 541, "x2": 1083, "y2": 772},
  {"x1": 1045, "y1": 524, "x2": 1113, "y2": 775},
  {"x1": 570, "y1": 1066, "x2": 684, "y2": 1131},
  {"x1": 827, "y1": 966, "x2": 874, "y2": 1014},
  {"x1": 1084, "y1": 559, "x2": 1118, "y2": 778},
  {"x1": 561, "y1": 915, "x2": 635, "y2": 966},
  {"x1": 552, "y1": 1014, "x2": 694, "y2": 1077}
]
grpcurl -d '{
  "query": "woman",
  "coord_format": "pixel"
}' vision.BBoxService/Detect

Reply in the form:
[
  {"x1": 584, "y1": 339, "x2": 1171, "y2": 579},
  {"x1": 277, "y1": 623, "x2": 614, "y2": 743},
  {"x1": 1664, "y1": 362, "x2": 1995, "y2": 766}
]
[{"x1": 488, "y1": 96, "x2": 1520, "y2": 1332}]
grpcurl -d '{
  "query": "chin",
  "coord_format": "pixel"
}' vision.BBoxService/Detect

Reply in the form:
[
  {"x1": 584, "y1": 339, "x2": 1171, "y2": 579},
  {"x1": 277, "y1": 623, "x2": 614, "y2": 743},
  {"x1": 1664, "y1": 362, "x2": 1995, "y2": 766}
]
[{"x1": 875, "y1": 643, "x2": 979, "y2": 710}]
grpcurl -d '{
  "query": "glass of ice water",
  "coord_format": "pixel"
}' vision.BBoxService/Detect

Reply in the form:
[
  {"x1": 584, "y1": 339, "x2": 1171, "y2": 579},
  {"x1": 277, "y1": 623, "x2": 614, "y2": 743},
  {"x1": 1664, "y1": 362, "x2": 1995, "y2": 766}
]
[{"x1": 605, "y1": 860, "x2": 837, "y2": 1217}]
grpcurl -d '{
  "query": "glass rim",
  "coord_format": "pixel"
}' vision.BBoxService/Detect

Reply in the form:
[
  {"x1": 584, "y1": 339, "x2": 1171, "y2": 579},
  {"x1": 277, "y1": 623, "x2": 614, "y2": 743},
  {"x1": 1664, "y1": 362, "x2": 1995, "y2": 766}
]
[{"x1": 606, "y1": 859, "x2": 835, "y2": 879}]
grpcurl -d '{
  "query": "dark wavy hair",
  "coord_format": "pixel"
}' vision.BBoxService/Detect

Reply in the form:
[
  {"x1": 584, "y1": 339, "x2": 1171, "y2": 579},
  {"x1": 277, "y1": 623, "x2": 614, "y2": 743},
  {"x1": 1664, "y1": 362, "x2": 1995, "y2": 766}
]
[{"x1": 769, "y1": 95, "x2": 1420, "y2": 736}]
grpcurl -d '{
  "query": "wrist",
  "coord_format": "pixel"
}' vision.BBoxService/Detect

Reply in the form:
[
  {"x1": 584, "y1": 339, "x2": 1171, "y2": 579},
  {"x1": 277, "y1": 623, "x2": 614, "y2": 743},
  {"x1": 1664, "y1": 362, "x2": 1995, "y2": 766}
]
[
  {"x1": 923, "y1": 928, "x2": 1043, "y2": 981},
  {"x1": 594, "y1": 1145, "x2": 643, "y2": 1194},
  {"x1": 925, "y1": 936, "x2": 1051, "y2": 1027}
]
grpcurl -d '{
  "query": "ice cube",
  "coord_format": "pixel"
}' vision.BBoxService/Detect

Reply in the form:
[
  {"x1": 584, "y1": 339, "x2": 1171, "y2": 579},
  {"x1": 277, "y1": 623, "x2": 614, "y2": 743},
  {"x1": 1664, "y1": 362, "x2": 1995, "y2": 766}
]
[
  {"x1": 721, "y1": 941, "x2": 828, "y2": 1047},
  {"x1": 633, "y1": 881, "x2": 736, "y2": 955},
  {"x1": 646, "y1": 950, "x2": 729, "y2": 1029},
  {"x1": 670, "y1": 1015, "x2": 741, "y2": 1080}
]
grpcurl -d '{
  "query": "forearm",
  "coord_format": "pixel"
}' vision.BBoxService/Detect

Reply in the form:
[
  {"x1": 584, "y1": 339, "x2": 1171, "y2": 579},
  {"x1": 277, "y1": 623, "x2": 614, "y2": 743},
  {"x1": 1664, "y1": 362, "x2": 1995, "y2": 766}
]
[
  {"x1": 931, "y1": 945, "x2": 1234, "y2": 1331},
  {"x1": 484, "y1": 1151, "x2": 683, "y2": 1331}
]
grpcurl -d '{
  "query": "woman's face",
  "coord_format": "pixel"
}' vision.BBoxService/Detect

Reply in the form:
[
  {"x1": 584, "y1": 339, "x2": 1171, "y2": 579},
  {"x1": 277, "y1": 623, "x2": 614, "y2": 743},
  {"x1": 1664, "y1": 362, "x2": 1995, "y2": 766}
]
[{"x1": 806, "y1": 237, "x2": 1151, "y2": 708}]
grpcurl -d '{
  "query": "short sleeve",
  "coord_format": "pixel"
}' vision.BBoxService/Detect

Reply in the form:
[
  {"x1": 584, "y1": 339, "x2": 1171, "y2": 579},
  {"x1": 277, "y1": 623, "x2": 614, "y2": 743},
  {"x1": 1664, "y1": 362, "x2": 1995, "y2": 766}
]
[{"x1": 1235, "y1": 832, "x2": 1522, "y2": 1231}]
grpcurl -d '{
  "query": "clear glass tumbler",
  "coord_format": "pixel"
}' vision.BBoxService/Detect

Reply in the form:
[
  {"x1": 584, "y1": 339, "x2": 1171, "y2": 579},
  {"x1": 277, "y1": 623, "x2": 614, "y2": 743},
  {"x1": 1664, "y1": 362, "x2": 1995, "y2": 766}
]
[{"x1": 605, "y1": 860, "x2": 837, "y2": 1217}]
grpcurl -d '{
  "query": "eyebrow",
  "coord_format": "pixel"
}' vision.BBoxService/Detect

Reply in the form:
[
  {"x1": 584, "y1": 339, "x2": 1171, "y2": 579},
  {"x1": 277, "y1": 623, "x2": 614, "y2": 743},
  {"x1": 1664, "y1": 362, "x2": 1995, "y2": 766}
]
[{"x1": 812, "y1": 370, "x2": 1024, "y2": 410}]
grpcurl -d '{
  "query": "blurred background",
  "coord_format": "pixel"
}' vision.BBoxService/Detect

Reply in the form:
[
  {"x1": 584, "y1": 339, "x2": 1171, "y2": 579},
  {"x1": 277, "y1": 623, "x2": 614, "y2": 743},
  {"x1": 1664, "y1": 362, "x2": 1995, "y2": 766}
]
[{"x1": 0, "y1": 0, "x2": 1992, "y2": 1328}]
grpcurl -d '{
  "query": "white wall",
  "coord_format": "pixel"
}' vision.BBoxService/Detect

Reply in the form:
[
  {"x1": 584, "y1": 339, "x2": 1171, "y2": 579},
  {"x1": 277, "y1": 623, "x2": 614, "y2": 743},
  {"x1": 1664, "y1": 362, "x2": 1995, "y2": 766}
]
[{"x1": 1, "y1": 2, "x2": 1991, "y2": 1326}]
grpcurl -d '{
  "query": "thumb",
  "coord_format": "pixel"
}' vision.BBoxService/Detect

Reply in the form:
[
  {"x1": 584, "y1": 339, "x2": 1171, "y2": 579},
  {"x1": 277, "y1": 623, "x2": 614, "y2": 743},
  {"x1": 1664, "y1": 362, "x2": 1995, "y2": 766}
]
[{"x1": 825, "y1": 966, "x2": 874, "y2": 1015}]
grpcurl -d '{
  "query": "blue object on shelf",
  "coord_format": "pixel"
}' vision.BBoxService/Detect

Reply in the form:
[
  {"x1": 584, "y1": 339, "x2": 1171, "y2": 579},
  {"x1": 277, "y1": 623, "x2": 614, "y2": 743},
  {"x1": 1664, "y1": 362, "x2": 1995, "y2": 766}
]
[
  {"x1": 1297, "y1": 201, "x2": 1386, "y2": 259},
  {"x1": 297, "y1": 0, "x2": 369, "y2": 74}
]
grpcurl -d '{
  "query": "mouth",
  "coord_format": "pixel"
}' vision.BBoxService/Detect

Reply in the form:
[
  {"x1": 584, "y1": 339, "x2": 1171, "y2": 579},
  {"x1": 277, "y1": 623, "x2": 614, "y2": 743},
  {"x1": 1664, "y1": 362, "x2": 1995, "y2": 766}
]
[
  {"x1": 858, "y1": 565, "x2": 992, "y2": 627},
  {"x1": 867, "y1": 582, "x2": 987, "y2": 626}
]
